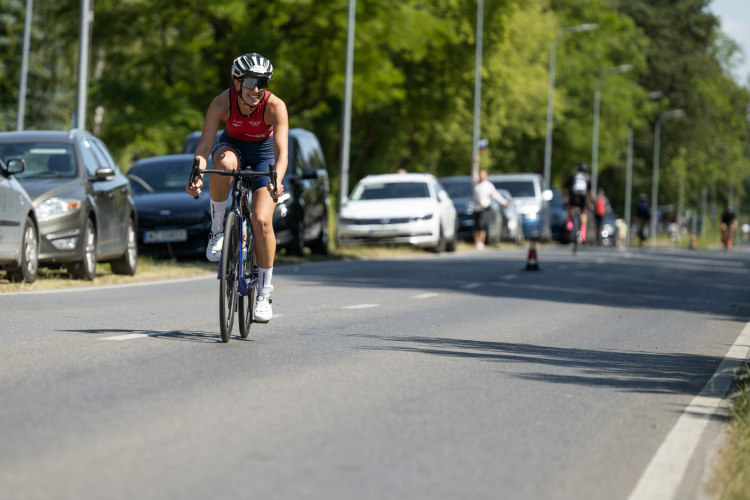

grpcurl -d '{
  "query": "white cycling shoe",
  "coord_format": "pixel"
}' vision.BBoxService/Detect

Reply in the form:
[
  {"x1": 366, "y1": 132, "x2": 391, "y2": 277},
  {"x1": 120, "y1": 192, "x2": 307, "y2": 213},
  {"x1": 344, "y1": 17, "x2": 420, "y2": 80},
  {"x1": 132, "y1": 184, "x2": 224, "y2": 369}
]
[
  {"x1": 206, "y1": 232, "x2": 224, "y2": 262},
  {"x1": 254, "y1": 294, "x2": 273, "y2": 323}
]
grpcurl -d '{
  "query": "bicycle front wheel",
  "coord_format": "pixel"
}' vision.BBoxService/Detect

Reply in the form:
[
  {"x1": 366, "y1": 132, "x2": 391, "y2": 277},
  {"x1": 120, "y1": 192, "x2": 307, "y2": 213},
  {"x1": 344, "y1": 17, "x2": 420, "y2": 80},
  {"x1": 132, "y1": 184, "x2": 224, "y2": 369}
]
[
  {"x1": 219, "y1": 211, "x2": 239, "y2": 342},
  {"x1": 239, "y1": 226, "x2": 258, "y2": 339}
]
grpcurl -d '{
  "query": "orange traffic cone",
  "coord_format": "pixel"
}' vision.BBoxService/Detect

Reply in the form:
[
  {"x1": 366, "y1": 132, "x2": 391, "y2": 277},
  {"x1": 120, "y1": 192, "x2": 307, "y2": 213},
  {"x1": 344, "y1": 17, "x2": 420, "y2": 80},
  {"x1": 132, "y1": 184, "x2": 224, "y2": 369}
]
[
  {"x1": 689, "y1": 234, "x2": 696, "y2": 250},
  {"x1": 525, "y1": 238, "x2": 539, "y2": 271}
]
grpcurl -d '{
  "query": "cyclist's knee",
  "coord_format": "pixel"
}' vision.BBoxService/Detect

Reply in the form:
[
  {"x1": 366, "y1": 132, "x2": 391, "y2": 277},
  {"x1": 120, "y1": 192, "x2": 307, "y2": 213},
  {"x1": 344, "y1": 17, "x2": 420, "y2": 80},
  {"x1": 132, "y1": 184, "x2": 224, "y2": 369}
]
[{"x1": 213, "y1": 147, "x2": 239, "y2": 170}]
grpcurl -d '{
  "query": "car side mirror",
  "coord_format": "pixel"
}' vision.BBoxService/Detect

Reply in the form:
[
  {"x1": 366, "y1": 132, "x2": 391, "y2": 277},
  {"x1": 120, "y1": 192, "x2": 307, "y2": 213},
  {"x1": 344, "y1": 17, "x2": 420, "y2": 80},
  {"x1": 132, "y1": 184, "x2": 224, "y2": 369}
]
[
  {"x1": 542, "y1": 189, "x2": 553, "y2": 202},
  {"x1": 3, "y1": 158, "x2": 26, "y2": 175},
  {"x1": 92, "y1": 167, "x2": 116, "y2": 182}
]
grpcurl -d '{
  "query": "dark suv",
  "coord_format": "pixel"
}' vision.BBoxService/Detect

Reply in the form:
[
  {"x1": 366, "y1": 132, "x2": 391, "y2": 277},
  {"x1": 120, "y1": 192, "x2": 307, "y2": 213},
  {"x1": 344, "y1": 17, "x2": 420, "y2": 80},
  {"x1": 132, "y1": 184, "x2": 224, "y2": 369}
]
[{"x1": 182, "y1": 128, "x2": 330, "y2": 255}]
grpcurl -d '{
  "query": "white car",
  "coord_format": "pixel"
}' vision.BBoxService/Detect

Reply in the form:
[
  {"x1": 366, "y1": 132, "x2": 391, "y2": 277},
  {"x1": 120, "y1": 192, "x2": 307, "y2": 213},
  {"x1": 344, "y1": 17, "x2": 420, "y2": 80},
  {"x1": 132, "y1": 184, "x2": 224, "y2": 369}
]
[
  {"x1": 337, "y1": 173, "x2": 458, "y2": 252},
  {"x1": 0, "y1": 158, "x2": 39, "y2": 282}
]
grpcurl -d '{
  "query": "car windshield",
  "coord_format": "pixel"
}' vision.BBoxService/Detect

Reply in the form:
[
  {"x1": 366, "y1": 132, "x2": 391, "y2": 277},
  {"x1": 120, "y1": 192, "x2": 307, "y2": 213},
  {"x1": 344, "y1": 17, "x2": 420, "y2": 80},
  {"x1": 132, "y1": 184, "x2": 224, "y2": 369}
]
[
  {"x1": 128, "y1": 160, "x2": 208, "y2": 193},
  {"x1": 0, "y1": 142, "x2": 77, "y2": 179},
  {"x1": 491, "y1": 180, "x2": 535, "y2": 198},
  {"x1": 351, "y1": 181, "x2": 430, "y2": 200},
  {"x1": 441, "y1": 180, "x2": 472, "y2": 198}
]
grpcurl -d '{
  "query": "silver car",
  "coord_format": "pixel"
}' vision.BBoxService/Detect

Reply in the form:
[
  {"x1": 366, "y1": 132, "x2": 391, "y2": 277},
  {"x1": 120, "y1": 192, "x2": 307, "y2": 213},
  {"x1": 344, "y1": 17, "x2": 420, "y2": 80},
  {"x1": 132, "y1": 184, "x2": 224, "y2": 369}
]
[
  {"x1": 0, "y1": 158, "x2": 39, "y2": 282},
  {"x1": 0, "y1": 130, "x2": 138, "y2": 281}
]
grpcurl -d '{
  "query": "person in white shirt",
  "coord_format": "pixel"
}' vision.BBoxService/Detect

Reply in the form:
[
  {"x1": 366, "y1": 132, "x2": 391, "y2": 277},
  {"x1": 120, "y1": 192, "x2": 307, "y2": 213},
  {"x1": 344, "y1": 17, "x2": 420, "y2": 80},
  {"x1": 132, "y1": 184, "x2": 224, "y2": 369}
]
[{"x1": 472, "y1": 168, "x2": 509, "y2": 249}]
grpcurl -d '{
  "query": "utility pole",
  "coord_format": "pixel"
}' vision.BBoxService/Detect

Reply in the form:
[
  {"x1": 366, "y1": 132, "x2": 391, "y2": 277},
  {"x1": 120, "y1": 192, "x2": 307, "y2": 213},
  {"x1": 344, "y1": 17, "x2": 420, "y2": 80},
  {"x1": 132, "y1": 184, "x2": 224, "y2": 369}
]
[
  {"x1": 75, "y1": 0, "x2": 93, "y2": 131},
  {"x1": 338, "y1": 0, "x2": 356, "y2": 206},
  {"x1": 16, "y1": 0, "x2": 33, "y2": 131}
]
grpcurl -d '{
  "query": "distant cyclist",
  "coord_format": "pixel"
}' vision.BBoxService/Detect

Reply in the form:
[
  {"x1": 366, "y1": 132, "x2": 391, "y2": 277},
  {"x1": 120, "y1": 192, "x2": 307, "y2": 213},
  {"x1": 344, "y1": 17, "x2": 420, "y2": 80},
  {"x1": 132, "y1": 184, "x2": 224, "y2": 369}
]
[
  {"x1": 563, "y1": 162, "x2": 592, "y2": 244},
  {"x1": 186, "y1": 52, "x2": 289, "y2": 323}
]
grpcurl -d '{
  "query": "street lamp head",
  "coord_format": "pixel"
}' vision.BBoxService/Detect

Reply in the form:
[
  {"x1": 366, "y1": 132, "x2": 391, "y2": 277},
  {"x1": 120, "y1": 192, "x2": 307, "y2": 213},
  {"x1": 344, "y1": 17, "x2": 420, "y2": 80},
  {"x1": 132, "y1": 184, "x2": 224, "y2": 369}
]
[
  {"x1": 576, "y1": 23, "x2": 599, "y2": 32},
  {"x1": 662, "y1": 108, "x2": 686, "y2": 119}
]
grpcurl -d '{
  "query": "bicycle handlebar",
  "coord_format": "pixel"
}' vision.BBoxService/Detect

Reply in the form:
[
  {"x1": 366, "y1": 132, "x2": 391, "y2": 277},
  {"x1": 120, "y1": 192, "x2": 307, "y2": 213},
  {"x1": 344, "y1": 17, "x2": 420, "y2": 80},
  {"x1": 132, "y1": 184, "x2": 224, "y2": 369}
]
[{"x1": 188, "y1": 162, "x2": 278, "y2": 202}]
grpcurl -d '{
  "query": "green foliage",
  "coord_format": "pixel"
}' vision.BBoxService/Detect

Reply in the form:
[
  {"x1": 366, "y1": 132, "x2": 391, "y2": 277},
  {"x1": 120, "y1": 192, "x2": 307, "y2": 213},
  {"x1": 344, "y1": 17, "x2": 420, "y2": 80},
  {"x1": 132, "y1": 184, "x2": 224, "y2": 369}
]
[{"x1": 1, "y1": 0, "x2": 747, "y2": 216}]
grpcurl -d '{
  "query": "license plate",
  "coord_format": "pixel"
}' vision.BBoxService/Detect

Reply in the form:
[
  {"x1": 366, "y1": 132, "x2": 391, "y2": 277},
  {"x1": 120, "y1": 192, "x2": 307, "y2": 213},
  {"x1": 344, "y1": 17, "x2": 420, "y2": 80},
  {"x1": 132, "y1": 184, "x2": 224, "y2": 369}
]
[{"x1": 144, "y1": 229, "x2": 188, "y2": 243}]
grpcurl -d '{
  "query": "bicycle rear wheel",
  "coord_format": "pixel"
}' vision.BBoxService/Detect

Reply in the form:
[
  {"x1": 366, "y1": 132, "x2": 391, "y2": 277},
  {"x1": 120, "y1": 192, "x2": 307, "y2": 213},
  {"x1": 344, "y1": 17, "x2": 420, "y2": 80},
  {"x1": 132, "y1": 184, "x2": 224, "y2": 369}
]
[
  {"x1": 239, "y1": 225, "x2": 258, "y2": 339},
  {"x1": 219, "y1": 211, "x2": 239, "y2": 342}
]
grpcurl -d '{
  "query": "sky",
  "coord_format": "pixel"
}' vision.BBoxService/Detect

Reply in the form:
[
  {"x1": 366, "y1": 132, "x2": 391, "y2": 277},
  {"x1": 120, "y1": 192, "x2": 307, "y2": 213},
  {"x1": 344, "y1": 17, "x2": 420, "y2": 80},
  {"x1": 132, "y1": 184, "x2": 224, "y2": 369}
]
[{"x1": 707, "y1": 0, "x2": 750, "y2": 86}]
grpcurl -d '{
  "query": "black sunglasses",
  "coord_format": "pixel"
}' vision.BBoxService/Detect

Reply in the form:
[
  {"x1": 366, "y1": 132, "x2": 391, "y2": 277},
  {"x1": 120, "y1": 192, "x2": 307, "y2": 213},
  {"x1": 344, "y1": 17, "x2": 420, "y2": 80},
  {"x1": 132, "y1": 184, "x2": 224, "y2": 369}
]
[{"x1": 242, "y1": 77, "x2": 269, "y2": 90}]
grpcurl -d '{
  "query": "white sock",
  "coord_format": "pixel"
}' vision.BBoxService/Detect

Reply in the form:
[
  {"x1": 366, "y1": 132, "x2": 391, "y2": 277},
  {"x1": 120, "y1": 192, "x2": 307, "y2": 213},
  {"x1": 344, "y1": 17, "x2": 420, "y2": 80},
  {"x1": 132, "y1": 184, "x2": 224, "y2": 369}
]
[
  {"x1": 258, "y1": 267, "x2": 273, "y2": 296},
  {"x1": 210, "y1": 200, "x2": 226, "y2": 233}
]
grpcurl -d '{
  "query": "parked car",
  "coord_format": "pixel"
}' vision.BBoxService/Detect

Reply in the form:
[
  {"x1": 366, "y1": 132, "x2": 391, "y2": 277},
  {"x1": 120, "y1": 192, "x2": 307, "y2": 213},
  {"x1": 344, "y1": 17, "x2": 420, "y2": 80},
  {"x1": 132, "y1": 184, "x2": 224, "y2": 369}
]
[
  {"x1": 337, "y1": 173, "x2": 458, "y2": 252},
  {"x1": 549, "y1": 188, "x2": 569, "y2": 242},
  {"x1": 439, "y1": 175, "x2": 502, "y2": 244},
  {"x1": 0, "y1": 130, "x2": 137, "y2": 280},
  {"x1": 598, "y1": 201, "x2": 619, "y2": 246},
  {"x1": 496, "y1": 188, "x2": 524, "y2": 243},
  {"x1": 182, "y1": 128, "x2": 330, "y2": 256},
  {"x1": 0, "y1": 157, "x2": 39, "y2": 282},
  {"x1": 128, "y1": 154, "x2": 211, "y2": 258},
  {"x1": 488, "y1": 173, "x2": 552, "y2": 240}
]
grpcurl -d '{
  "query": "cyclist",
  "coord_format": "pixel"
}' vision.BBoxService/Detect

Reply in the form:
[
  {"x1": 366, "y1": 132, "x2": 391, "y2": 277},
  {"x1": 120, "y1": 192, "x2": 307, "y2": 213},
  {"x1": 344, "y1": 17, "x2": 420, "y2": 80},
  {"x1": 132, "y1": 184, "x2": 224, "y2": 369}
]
[
  {"x1": 563, "y1": 162, "x2": 592, "y2": 244},
  {"x1": 186, "y1": 52, "x2": 289, "y2": 323}
]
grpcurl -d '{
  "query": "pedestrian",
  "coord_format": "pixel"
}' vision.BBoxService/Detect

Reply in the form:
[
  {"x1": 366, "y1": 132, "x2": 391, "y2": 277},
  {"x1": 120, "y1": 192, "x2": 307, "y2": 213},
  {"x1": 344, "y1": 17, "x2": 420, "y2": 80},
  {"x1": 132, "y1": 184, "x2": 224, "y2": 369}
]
[
  {"x1": 720, "y1": 206, "x2": 738, "y2": 250},
  {"x1": 635, "y1": 194, "x2": 650, "y2": 247},
  {"x1": 594, "y1": 187, "x2": 607, "y2": 245},
  {"x1": 472, "y1": 163, "x2": 509, "y2": 249}
]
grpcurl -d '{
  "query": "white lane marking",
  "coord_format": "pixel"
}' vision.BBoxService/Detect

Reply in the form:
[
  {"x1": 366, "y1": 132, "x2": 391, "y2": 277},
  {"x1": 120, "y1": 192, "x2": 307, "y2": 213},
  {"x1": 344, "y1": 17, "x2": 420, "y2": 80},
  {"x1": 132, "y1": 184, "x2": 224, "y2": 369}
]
[
  {"x1": 342, "y1": 303, "x2": 380, "y2": 310},
  {"x1": 501, "y1": 274, "x2": 518, "y2": 280},
  {"x1": 100, "y1": 333, "x2": 150, "y2": 340},
  {"x1": 99, "y1": 330, "x2": 181, "y2": 340},
  {"x1": 461, "y1": 283, "x2": 482, "y2": 290},
  {"x1": 411, "y1": 292, "x2": 439, "y2": 299},
  {"x1": 628, "y1": 321, "x2": 750, "y2": 500}
]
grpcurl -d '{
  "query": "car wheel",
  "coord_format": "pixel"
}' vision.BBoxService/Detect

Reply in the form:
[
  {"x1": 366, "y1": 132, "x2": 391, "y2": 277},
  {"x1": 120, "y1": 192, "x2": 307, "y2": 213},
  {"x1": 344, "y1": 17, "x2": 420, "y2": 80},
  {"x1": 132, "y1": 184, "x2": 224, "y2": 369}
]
[
  {"x1": 446, "y1": 222, "x2": 458, "y2": 252},
  {"x1": 309, "y1": 211, "x2": 329, "y2": 255},
  {"x1": 111, "y1": 216, "x2": 138, "y2": 275},
  {"x1": 7, "y1": 216, "x2": 39, "y2": 284},
  {"x1": 287, "y1": 219, "x2": 305, "y2": 256},
  {"x1": 430, "y1": 226, "x2": 446, "y2": 253},
  {"x1": 69, "y1": 218, "x2": 97, "y2": 280}
]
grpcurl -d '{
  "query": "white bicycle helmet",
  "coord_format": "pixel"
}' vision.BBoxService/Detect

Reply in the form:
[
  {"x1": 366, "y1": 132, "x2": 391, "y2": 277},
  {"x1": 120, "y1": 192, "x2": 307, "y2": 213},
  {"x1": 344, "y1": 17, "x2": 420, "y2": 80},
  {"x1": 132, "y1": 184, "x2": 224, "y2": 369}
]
[{"x1": 232, "y1": 53, "x2": 273, "y2": 80}]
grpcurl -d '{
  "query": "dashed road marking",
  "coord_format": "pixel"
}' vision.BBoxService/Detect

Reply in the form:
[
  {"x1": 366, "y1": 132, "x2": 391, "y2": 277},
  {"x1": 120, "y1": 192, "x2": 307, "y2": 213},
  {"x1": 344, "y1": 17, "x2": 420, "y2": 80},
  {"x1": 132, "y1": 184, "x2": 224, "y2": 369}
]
[
  {"x1": 461, "y1": 283, "x2": 482, "y2": 290},
  {"x1": 342, "y1": 303, "x2": 380, "y2": 310},
  {"x1": 410, "y1": 292, "x2": 439, "y2": 299}
]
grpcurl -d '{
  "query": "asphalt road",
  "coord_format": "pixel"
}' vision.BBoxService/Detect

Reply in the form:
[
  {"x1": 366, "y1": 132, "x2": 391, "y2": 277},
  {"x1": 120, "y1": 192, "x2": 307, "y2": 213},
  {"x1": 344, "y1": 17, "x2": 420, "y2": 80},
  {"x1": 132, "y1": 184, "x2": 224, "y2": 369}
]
[{"x1": 1, "y1": 245, "x2": 748, "y2": 500}]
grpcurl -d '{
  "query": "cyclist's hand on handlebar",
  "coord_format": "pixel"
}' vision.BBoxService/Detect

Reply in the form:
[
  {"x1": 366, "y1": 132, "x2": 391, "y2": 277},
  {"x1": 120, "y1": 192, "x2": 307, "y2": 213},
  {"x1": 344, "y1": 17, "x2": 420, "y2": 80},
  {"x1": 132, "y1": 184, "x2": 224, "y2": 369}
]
[
  {"x1": 186, "y1": 174, "x2": 203, "y2": 198},
  {"x1": 267, "y1": 181, "x2": 284, "y2": 202}
]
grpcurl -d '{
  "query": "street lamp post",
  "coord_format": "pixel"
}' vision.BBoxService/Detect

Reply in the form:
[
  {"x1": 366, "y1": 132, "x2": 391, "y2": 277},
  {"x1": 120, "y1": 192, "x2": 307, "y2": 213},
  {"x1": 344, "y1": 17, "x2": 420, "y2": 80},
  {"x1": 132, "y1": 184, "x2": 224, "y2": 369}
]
[
  {"x1": 542, "y1": 23, "x2": 598, "y2": 190},
  {"x1": 650, "y1": 108, "x2": 685, "y2": 248},
  {"x1": 590, "y1": 64, "x2": 633, "y2": 195}
]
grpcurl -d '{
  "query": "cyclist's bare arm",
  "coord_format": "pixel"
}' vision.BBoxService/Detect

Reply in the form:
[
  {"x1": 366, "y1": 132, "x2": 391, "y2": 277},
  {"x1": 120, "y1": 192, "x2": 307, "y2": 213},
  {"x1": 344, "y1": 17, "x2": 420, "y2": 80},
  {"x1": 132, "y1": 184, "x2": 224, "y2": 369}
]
[
  {"x1": 266, "y1": 94, "x2": 289, "y2": 198},
  {"x1": 186, "y1": 91, "x2": 230, "y2": 196}
]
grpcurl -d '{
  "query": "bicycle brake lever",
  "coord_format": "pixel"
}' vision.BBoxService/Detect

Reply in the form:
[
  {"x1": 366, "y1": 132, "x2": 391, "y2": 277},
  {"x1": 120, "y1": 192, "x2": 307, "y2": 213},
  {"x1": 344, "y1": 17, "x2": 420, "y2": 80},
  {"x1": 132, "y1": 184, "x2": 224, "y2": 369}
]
[
  {"x1": 189, "y1": 158, "x2": 201, "y2": 200},
  {"x1": 269, "y1": 162, "x2": 278, "y2": 202}
]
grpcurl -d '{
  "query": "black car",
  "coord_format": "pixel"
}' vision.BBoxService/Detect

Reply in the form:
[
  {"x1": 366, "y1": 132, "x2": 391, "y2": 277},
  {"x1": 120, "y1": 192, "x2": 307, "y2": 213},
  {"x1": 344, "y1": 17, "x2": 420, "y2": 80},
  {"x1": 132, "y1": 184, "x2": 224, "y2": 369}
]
[
  {"x1": 181, "y1": 127, "x2": 331, "y2": 256},
  {"x1": 440, "y1": 175, "x2": 503, "y2": 244},
  {"x1": 549, "y1": 188, "x2": 569, "y2": 242},
  {"x1": 0, "y1": 130, "x2": 137, "y2": 280},
  {"x1": 128, "y1": 154, "x2": 212, "y2": 258}
]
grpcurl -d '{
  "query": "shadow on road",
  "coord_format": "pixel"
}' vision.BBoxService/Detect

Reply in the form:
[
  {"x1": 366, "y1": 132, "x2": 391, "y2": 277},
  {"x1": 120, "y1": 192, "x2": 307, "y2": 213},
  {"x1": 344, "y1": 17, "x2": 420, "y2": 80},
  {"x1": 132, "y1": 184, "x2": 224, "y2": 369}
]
[{"x1": 289, "y1": 247, "x2": 750, "y2": 320}]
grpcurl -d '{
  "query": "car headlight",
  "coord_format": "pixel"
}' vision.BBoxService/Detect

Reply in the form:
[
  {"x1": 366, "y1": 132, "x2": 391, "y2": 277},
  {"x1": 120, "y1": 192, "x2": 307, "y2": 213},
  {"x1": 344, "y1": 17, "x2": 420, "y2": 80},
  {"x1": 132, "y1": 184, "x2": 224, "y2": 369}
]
[
  {"x1": 465, "y1": 202, "x2": 475, "y2": 215},
  {"x1": 36, "y1": 197, "x2": 82, "y2": 219}
]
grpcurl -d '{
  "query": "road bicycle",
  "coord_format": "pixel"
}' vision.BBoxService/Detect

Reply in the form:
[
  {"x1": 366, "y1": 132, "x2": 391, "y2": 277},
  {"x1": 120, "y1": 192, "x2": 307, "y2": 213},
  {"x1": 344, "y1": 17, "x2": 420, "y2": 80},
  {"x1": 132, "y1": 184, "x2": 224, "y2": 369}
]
[{"x1": 189, "y1": 161, "x2": 285, "y2": 342}]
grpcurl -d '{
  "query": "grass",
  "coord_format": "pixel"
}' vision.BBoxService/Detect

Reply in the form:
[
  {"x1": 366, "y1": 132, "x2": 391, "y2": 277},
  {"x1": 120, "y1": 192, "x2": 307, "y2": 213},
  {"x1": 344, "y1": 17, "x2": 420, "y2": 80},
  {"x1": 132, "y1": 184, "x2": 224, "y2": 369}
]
[{"x1": 708, "y1": 363, "x2": 750, "y2": 500}]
